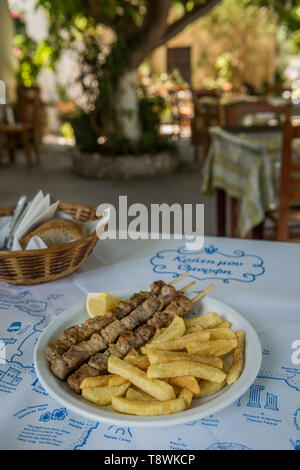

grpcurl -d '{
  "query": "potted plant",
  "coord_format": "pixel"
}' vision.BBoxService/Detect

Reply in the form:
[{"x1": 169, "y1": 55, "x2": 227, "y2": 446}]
[{"x1": 56, "y1": 85, "x2": 76, "y2": 115}]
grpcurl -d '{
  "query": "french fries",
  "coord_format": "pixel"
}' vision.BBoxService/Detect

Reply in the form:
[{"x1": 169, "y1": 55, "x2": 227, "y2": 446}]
[
  {"x1": 126, "y1": 387, "x2": 158, "y2": 401},
  {"x1": 180, "y1": 389, "x2": 193, "y2": 407},
  {"x1": 196, "y1": 380, "x2": 226, "y2": 397},
  {"x1": 168, "y1": 376, "x2": 201, "y2": 395},
  {"x1": 185, "y1": 312, "x2": 223, "y2": 329},
  {"x1": 186, "y1": 338, "x2": 238, "y2": 356},
  {"x1": 108, "y1": 355, "x2": 176, "y2": 401},
  {"x1": 186, "y1": 325, "x2": 204, "y2": 334},
  {"x1": 112, "y1": 390, "x2": 190, "y2": 416},
  {"x1": 81, "y1": 382, "x2": 130, "y2": 405},
  {"x1": 147, "y1": 361, "x2": 226, "y2": 384},
  {"x1": 216, "y1": 321, "x2": 232, "y2": 329},
  {"x1": 226, "y1": 331, "x2": 245, "y2": 384},
  {"x1": 80, "y1": 375, "x2": 111, "y2": 389},
  {"x1": 146, "y1": 349, "x2": 223, "y2": 369},
  {"x1": 151, "y1": 316, "x2": 186, "y2": 343},
  {"x1": 108, "y1": 375, "x2": 129, "y2": 387},
  {"x1": 124, "y1": 351, "x2": 150, "y2": 371},
  {"x1": 205, "y1": 327, "x2": 236, "y2": 340},
  {"x1": 80, "y1": 307, "x2": 246, "y2": 417},
  {"x1": 144, "y1": 331, "x2": 210, "y2": 352}
]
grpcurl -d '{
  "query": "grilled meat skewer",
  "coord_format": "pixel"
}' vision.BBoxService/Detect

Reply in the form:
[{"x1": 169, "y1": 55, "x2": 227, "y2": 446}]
[
  {"x1": 51, "y1": 284, "x2": 177, "y2": 380},
  {"x1": 68, "y1": 294, "x2": 192, "y2": 393},
  {"x1": 45, "y1": 287, "x2": 164, "y2": 363}
]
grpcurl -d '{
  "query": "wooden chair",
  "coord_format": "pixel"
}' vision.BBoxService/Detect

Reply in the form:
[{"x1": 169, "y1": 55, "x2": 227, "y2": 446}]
[
  {"x1": 216, "y1": 100, "x2": 292, "y2": 238},
  {"x1": 0, "y1": 87, "x2": 41, "y2": 167},
  {"x1": 219, "y1": 100, "x2": 292, "y2": 132},
  {"x1": 266, "y1": 120, "x2": 300, "y2": 241},
  {"x1": 191, "y1": 89, "x2": 219, "y2": 164}
]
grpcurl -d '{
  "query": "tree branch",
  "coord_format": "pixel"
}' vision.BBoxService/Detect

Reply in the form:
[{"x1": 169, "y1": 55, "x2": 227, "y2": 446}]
[
  {"x1": 86, "y1": 0, "x2": 116, "y2": 30},
  {"x1": 131, "y1": 0, "x2": 171, "y2": 68},
  {"x1": 155, "y1": 0, "x2": 222, "y2": 49}
]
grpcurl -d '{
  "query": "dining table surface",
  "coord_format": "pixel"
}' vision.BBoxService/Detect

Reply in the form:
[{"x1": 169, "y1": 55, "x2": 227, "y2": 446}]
[{"x1": 0, "y1": 235, "x2": 299, "y2": 450}]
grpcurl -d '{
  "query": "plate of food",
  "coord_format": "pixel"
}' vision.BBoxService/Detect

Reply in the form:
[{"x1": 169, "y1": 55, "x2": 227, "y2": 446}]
[{"x1": 34, "y1": 273, "x2": 262, "y2": 427}]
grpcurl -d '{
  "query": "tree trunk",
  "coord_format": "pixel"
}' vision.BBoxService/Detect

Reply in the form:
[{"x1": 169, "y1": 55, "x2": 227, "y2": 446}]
[{"x1": 115, "y1": 69, "x2": 141, "y2": 142}]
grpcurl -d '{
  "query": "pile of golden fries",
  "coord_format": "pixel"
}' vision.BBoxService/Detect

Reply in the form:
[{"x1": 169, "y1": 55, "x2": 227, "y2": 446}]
[{"x1": 80, "y1": 312, "x2": 245, "y2": 416}]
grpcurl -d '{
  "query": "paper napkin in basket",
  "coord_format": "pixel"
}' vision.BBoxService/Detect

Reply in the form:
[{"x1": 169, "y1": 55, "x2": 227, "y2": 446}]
[{"x1": 12, "y1": 191, "x2": 60, "y2": 250}]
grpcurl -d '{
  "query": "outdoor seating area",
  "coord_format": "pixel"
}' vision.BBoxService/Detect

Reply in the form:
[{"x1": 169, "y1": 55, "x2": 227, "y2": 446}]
[
  {"x1": 0, "y1": 0, "x2": 299, "y2": 242},
  {"x1": 0, "y1": 0, "x2": 300, "y2": 453},
  {"x1": 200, "y1": 96, "x2": 300, "y2": 240}
]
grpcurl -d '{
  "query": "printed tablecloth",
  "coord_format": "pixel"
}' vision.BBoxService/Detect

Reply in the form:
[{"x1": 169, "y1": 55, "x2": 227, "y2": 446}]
[
  {"x1": 0, "y1": 236, "x2": 299, "y2": 450},
  {"x1": 202, "y1": 127, "x2": 283, "y2": 237}
]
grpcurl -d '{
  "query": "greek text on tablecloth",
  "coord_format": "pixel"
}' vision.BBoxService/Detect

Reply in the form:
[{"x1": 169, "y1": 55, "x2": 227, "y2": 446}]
[{"x1": 150, "y1": 244, "x2": 265, "y2": 284}]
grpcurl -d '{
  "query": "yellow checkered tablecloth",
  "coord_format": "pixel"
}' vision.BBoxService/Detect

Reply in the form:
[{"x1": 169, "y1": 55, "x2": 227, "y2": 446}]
[{"x1": 202, "y1": 127, "x2": 283, "y2": 237}]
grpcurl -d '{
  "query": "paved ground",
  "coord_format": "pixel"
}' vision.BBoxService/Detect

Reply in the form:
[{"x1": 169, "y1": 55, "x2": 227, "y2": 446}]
[{"x1": 0, "y1": 138, "x2": 217, "y2": 236}]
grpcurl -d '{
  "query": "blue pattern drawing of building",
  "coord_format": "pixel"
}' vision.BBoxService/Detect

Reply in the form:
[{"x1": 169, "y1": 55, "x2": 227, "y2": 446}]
[
  {"x1": 264, "y1": 393, "x2": 279, "y2": 411},
  {"x1": 247, "y1": 385, "x2": 265, "y2": 408},
  {"x1": 0, "y1": 367, "x2": 22, "y2": 386}
]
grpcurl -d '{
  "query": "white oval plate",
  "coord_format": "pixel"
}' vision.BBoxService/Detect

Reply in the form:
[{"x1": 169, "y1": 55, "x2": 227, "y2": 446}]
[{"x1": 34, "y1": 289, "x2": 262, "y2": 428}]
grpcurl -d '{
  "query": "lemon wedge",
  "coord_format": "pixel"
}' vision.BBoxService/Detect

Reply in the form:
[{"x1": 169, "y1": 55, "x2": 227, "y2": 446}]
[{"x1": 86, "y1": 293, "x2": 123, "y2": 318}]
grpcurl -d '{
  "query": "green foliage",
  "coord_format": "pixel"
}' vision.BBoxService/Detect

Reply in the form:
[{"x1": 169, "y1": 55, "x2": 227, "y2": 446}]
[
  {"x1": 13, "y1": 0, "x2": 300, "y2": 153},
  {"x1": 250, "y1": 0, "x2": 300, "y2": 50},
  {"x1": 13, "y1": 16, "x2": 56, "y2": 87},
  {"x1": 57, "y1": 85, "x2": 70, "y2": 102},
  {"x1": 41, "y1": 1, "x2": 173, "y2": 154},
  {"x1": 254, "y1": 0, "x2": 300, "y2": 32},
  {"x1": 67, "y1": 89, "x2": 173, "y2": 155},
  {"x1": 59, "y1": 122, "x2": 75, "y2": 140},
  {"x1": 198, "y1": 0, "x2": 279, "y2": 91},
  {"x1": 138, "y1": 90, "x2": 173, "y2": 154},
  {"x1": 67, "y1": 110, "x2": 100, "y2": 152},
  {"x1": 139, "y1": 93, "x2": 167, "y2": 135}
]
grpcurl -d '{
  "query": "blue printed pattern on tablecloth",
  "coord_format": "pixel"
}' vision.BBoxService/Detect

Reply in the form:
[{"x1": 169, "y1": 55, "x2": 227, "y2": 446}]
[
  {"x1": 0, "y1": 283, "x2": 102, "y2": 450},
  {"x1": 150, "y1": 244, "x2": 265, "y2": 284}
]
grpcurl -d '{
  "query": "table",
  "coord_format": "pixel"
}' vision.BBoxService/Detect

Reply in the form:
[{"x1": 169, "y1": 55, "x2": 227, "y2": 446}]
[
  {"x1": 202, "y1": 127, "x2": 283, "y2": 237},
  {"x1": 193, "y1": 94, "x2": 284, "y2": 164},
  {"x1": 0, "y1": 236, "x2": 299, "y2": 450}
]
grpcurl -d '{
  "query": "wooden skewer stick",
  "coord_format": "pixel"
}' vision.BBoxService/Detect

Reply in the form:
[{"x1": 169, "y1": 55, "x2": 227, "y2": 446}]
[
  {"x1": 179, "y1": 280, "x2": 196, "y2": 292},
  {"x1": 191, "y1": 284, "x2": 215, "y2": 303},
  {"x1": 169, "y1": 272, "x2": 189, "y2": 285}
]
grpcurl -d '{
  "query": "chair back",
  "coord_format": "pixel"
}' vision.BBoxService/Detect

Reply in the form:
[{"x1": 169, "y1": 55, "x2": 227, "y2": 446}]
[
  {"x1": 192, "y1": 88, "x2": 219, "y2": 115},
  {"x1": 191, "y1": 89, "x2": 220, "y2": 147},
  {"x1": 277, "y1": 120, "x2": 300, "y2": 240},
  {"x1": 219, "y1": 100, "x2": 292, "y2": 133},
  {"x1": 17, "y1": 87, "x2": 40, "y2": 126}
]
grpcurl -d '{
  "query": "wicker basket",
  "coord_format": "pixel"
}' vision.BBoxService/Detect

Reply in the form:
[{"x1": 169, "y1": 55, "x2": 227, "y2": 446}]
[{"x1": 0, "y1": 202, "x2": 100, "y2": 285}]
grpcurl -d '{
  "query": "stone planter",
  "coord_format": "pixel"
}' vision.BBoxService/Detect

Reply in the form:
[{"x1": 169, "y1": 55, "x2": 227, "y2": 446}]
[{"x1": 72, "y1": 148, "x2": 179, "y2": 180}]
